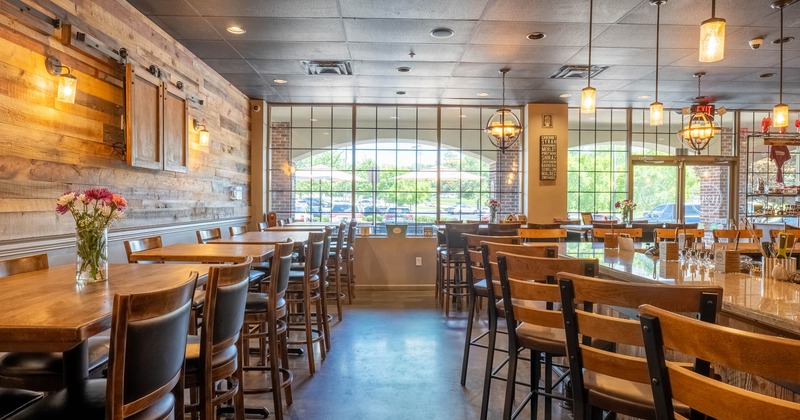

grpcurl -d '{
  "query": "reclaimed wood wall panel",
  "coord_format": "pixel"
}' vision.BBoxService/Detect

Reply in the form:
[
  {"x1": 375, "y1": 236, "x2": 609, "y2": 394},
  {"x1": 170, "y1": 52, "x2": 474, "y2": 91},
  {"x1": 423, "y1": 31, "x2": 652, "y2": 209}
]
[{"x1": 0, "y1": 0, "x2": 251, "y2": 241}]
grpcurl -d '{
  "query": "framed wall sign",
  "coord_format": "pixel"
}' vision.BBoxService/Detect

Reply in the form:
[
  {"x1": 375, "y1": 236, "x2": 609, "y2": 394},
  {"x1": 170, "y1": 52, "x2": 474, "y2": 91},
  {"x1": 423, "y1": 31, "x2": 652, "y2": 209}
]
[
  {"x1": 542, "y1": 113, "x2": 553, "y2": 128},
  {"x1": 540, "y1": 135, "x2": 557, "y2": 180}
]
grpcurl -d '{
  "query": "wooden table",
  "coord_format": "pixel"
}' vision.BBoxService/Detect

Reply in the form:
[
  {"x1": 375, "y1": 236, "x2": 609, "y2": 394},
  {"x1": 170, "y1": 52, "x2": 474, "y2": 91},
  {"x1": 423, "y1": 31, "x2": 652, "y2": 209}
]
[
  {"x1": 128, "y1": 243, "x2": 274, "y2": 263},
  {"x1": 266, "y1": 226, "x2": 327, "y2": 232},
  {"x1": 0, "y1": 264, "x2": 206, "y2": 390},
  {"x1": 210, "y1": 231, "x2": 310, "y2": 245}
]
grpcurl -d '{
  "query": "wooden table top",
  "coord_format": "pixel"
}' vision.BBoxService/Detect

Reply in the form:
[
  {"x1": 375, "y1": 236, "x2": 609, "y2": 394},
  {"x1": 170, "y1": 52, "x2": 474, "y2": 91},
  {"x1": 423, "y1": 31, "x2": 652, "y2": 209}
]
[
  {"x1": 128, "y1": 243, "x2": 274, "y2": 263},
  {"x1": 0, "y1": 264, "x2": 206, "y2": 352},
  {"x1": 265, "y1": 226, "x2": 327, "y2": 232},
  {"x1": 209, "y1": 231, "x2": 310, "y2": 245}
]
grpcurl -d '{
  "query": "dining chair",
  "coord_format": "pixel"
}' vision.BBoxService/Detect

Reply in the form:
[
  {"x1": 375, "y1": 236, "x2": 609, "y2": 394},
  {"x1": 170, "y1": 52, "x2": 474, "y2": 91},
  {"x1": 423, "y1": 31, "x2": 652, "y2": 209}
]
[
  {"x1": 10, "y1": 272, "x2": 198, "y2": 419},
  {"x1": 711, "y1": 228, "x2": 740, "y2": 243},
  {"x1": 440, "y1": 223, "x2": 480, "y2": 316},
  {"x1": 184, "y1": 258, "x2": 252, "y2": 419},
  {"x1": 123, "y1": 236, "x2": 164, "y2": 264},
  {"x1": 494, "y1": 253, "x2": 599, "y2": 420},
  {"x1": 592, "y1": 227, "x2": 643, "y2": 242},
  {"x1": 654, "y1": 228, "x2": 704, "y2": 243},
  {"x1": 258, "y1": 222, "x2": 269, "y2": 231},
  {"x1": 580, "y1": 212, "x2": 593, "y2": 225},
  {"x1": 488, "y1": 222, "x2": 521, "y2": 236},
  {"x1": 267, "y1": 211, "x2": 278, "y2": 228},
  {"x1": 196, "y1": 227, "x2": 222, "y2": 243},
  {"x1": 286, "y1": 232, "x2": 327, "y2": 375},
  {"x1": 640, "y1": 304, "x2": 800, "y2": 420},
  {"x1": 230, "y1": 225, "x2": 248, "y2": 236},
  {"x1": 768, "y1": 228, "x2": 800, "y2": 242},
  {"x1": 0, "y1": 254, "x2": 110, "y2": 392},
  {"x1": 242, "y1": 240, "x2": 295, "y2": 420},
  {"x1": 517, "y1": 227, "x2": 567, "y2": 242},
  {"x1": 557, "y1": 273, "x2": 721, "y2": 420}
]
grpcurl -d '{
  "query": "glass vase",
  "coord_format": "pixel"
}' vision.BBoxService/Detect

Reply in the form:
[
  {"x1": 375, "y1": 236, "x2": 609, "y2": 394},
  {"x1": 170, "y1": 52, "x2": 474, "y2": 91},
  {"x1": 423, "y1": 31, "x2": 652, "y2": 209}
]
[
  {"x1": 76, "y1": 226, "x2": 108, "y2": 284},
  {"x1": 490, "y1": 210, "x2": 498, "y2": 223}
]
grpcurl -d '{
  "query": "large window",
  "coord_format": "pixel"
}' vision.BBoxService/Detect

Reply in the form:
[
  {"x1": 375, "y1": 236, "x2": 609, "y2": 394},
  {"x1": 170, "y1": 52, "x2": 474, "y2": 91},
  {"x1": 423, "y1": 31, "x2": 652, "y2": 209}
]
[{"x1": 268, "y1": 105, "x2": 523, "y2": 234}]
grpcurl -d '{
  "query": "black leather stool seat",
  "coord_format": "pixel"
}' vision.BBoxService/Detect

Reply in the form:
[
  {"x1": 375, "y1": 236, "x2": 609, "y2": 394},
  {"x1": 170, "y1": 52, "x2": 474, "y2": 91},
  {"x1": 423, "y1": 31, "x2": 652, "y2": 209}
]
[
  {"x1": 245, "y1": 293, "x2": 285, "y2": 313},
  {"x1": 0, "y1": 388, "x2": 42, "y2": 420},
  {"x1": 0, "y1": 336, "x2": 110, "y2": 391},
  {"x1": 6, "y1": 379, "x2": 174, "y2": 420},
  {"x1": 248, "y1": 270, "x2": 266, "y2": 284},
  {"x1": 183, "y1": 336, "x2": 238, "y2": 378}
]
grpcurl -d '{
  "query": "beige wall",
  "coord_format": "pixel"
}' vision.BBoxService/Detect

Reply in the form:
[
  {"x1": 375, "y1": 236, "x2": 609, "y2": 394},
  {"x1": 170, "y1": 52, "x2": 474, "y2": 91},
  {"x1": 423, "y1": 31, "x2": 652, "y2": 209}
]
[
  {"x1": 525, "y1": 104, "x2": 569, "y2": 223},
  {"x1": 353, "y1": 237, "x2": 437, "y2": 290}
]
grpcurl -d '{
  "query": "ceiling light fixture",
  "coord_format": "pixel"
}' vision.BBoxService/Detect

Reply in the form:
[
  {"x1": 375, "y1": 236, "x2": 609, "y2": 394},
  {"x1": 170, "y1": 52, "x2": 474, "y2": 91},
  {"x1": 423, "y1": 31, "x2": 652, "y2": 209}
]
[
  {"x1": 526, "y1": 32, "x2": 546, "y2": 40},
  {"x1": 430, "y1": 27, "x2": 454, "y2": 39},
  {"x1": 638, "y1": 95, "x2": 651, "y2": 99},
  {"x1": 699, "y1": 0, "x2": 726, "y2": 62},
  {"x1": 273, "y1": 79, "x2": 287, "y2": 84},
  {"x1": 45, "y1": 55, "x2": 77, "y2": 104},
  {"x1": 484, "y1": 68, "x2": 522, "y2": 153},
  {"x1": 559, "y1": 93, "x2": 572, "y2": 98},
  {"x1": 477, "y1": 92, "x2": 490, "y2": 97},
  {"x1": 581, "y1": 0, "x2": 597, "y2": 113},
  {"x1": 772, "y1": 0, "x2": 793, "y2": 128},
  {"x1": 650, "y1": 0, "x2": 667, "y2": 126},
  {"x1": 678, "y1": 72, "x2": 720, "y2": 154},
  {"x1": 396, "y1": 91, "x2": 406, "y2": 95},
  {"x1": 226, "y1": 26, "x2": 246, "y2": 35},
  {"x1": 396, "y1": 66, "x2": 411, "y2": 73}
]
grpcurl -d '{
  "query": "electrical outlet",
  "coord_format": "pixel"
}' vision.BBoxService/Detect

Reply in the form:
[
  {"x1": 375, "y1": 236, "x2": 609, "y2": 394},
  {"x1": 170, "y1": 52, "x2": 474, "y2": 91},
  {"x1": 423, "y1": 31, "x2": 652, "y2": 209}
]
[{"x1": 415, "y1": 257, "x2": 422, "y2": 266}]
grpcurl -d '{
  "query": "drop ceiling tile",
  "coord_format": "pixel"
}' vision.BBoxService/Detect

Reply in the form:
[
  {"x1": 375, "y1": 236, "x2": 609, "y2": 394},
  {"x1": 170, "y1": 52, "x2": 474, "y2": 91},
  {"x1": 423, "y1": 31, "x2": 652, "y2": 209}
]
[
  {"x1": 481, "y1": 0, "x2": 644, "y2": 24},
  {"x1": 339, "y1": 0, "x2": 490, "y2": 20},
  {"x1": 343, "y1": 19, "x2": 477, "y2": 43},
  {"x1": 227, "y1": 41, "x2": 351, "y2": 60},
  {"x1": 357, "y1": 87, "x2": 445, "y2": 98},
  {"x1": 592, "y1": 65, "x2": 654, "y2": 80},
  {"x1": 618, "y1": 0, "x2": 775, "y2": 27},
  {"x1": 533, "y1": 78, "x2": 633, "y2": 92},
  {"x1": 265, "y1": 75, "x2": 358, "y2": 87},
  {"x1": 204, "y1": 18, "x2": 345, "y2": 42},
  {"x1": 452, "y1": 63, "x2": 561, "y2": 78},
  {"x1": 356, "y1": 75, "x2": 451, "y2": 88},
  {"x1": 461, "y1": 45, "x2": 582, "y2": 63},
  {"x1": 440, "y1": 88, "x2": 528, "y2": 104},
  {"x1": 470, "y1": 21, "x2": 602, "y2": 47},
  {"x1": 187, "y1": 0, "x2": 340, "y2": 17},
  {"x1": 353, "y1": 61, "x2": 457, "y2": 76},
  {"x1": 146, "y1": 16, "x2": 222, "y2": 40},
  {"x1": 444, "y1": 77, "x2": 541, "y2": 90},
  {"x1": 127, "y1": 0, "x2": 197, "y2": 16},
  {"x1": 348, "y1": 43, "x2": 466, "y2": 61},
  {"x1": 179, "y1": 40, "x2": 242, "y2": 59},
  {"x1": 592, "y1": 24, "x2": 700, "y2": 49},
  {"x1": 218, "y1": 73, "x2": 268, "y2": 86},
  {"x1": 202, "y1": 59, "x2": 255, "y2": 73},
  {"x1": 568, "y1": 47, "x2": 696, "y2": 66}
]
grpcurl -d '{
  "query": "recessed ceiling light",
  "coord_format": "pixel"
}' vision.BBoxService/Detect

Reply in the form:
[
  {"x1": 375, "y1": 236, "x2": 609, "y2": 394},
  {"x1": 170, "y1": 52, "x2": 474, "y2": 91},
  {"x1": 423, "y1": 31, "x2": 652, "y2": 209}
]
[
  {"x1": 772, "y1": 36, "x2": 794, "y2": 44},
  {"x1": 559, "y1": 93, "x2": 572, "y2": 98},
  {"x1": 310, "y1": 118, "x2": 318, "y2": 122},
  {"x1": 397, "y1": 66, "x2": 411, "y2": 73},
  {"x1": 477, "y1": 92, "x2": 490, "y2": 97},
  {"x1": 637, "y1": 95, "x2": 651, "y2": 99},
  {"x1": 760, "y1": 72, "x2": 776, "y2": 78},
  {"x1": 226, "y1": 26, "x2": 246, "y2": 35},
  {"x1": 396, "y1": 91, "x2": 406, "y2": 95},
  {"x1": 526, "y1": 32, "x2": 546, "y2": 40},
  {"x1": 460, "y1": 114, "x2": 467, "y2": 118},
  {"x1": 430, "y1": 27, "x2": 454, "y2": 39},
  {"x1": 390, "y1": 116, "x2": 399, "y2": 119},
  {"x1": 273, "y1": 79, "x2": 288, "y2": 84}
]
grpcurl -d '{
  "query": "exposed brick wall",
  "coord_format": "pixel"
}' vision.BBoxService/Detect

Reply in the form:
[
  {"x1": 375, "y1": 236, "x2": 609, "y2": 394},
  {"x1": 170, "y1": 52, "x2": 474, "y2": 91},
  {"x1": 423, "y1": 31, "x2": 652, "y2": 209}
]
[
  {"x1": 697, "y1": 127, "x2": 733, "y2": 228},
  {"x1": 270, "y1": 122, "x2": 293, "y2": 220},
  {"x1": 489, "y1": 148, "x2": 522, "y2": 219}
]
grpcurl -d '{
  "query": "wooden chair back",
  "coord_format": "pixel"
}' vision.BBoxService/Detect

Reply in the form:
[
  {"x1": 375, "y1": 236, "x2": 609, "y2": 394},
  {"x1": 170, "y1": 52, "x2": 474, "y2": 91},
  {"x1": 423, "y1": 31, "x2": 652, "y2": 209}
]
[
  {"x1": 654, "y1": 228, "x2": 704, "y2": 242},
  {"x1": 483, "y1": 242, "x2": 559, "y2": 265},
  {"x1": 266, "y1": 211, "x2": 277, "y2": 227},
  {"x1": 0, "y1": 254, "x2": 48, "y2": 278},
  {"x1": 592, "y1": 227, "x2": 642, "y2": 241},
  {"x1": 270, "y1": 240, "x2": 295, "y2": 323},
  {"x1": 257, "y1": 222, "x2": 268, "y2": 231},
  {"x1": 330, "y1": 222, "x2": 347, "y2": 261},
  {"x1": 640, "y1": 304, "x2": 800, "y2": 420},
  {"x1": 124, "y1": 237, "x2": 164, "y2": 264},
  {"x1": 711, "y1": 229, "x2": 739, "y2": 243},
  {"x1": 557, "y1": 273, "x2": 721, "y2": 419},
  {"x1": 580, "y1": 212, "x2": 593, "y2": 225},
  {"x1": 518, "y1": 228, "x2": 567, "y2": 241},
  {"x1": 488, "y1": 222, "x2": 521, "y2": 236},
  {"x1": 106, "y1": 272, "x2": 197, "y2": 419},
  {"x1": 196, "y1": 228, "x2": 222, "y2": 244},
  {"x1": 491, "y1": 253, "x2": 597, "y2": 288},
  {"x1": 343, "y1": 219, "x2": 358, "y2": 261},
  {"x1": 444, "y1": 223, "x2": 480, "y2": 251},
  {"x1": 229, "y1": 225, "x2": 247, "y2": 236},
  {"x1": 304, "y1": 232, "x2": 326, "y2": 285},
  {"x1": 526, "y1": 223, "x2": 562, "y2": 229},
  {"x1": 462, "y1": 234, "x2": 521, "y2": 251},
  {"x1": 769, "y1": 228, "x2": 800, "y2": 242}
]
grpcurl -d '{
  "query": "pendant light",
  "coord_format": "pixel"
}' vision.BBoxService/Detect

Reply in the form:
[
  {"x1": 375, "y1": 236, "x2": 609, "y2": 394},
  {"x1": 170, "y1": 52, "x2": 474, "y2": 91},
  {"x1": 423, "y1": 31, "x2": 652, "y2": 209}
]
[
  {"x1": 649, "y1": 0, "x2": 667, "y2": 126},
  {"x1": 678, "y1": 72, "x2": 721, "y2": 154},
  {"x1": 581, "y1": 0, "x2": 596, "y2": 113},
  {"x1": 773, "y1": 0, "x2": 791, "y2": 128},
  {"x1": 699, "y1": 0, "x2": 726, "y2": 62},
  {"x1": 484, "y1": 68, "x2": 522, "y2": 153}
]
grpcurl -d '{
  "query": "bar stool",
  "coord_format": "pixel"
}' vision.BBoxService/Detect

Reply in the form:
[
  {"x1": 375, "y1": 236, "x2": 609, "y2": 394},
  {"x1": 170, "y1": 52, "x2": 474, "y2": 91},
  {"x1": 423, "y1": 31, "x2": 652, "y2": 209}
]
[
  {"x1": 197, "y1": 228, "x2": 266, "y2": 285},
  {"x1": 327, "y1": 222, "x2": 347, "y2": 321},
  {"x1": 488, "y1": 222, "x2": 521, "y2": 236},
  {"x1": 440, "y1": 223, "x2": 479, "y2": 316},
  {"x1": 340, "y1": 219, "x2": 358, "y2": 303},
  {"x1": 286, "y1": 232, "x2": 326, "y2": 375}
]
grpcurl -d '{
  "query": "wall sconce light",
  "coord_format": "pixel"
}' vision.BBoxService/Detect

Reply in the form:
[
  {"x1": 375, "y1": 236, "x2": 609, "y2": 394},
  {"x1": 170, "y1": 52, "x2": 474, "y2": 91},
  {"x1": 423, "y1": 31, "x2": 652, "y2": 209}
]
[
  {"x1": 45, "y1": 56, "x2": 77, "y2": 104},
  {"x1": 193, "y1": 119, "x2": 209, "y2": 146}
]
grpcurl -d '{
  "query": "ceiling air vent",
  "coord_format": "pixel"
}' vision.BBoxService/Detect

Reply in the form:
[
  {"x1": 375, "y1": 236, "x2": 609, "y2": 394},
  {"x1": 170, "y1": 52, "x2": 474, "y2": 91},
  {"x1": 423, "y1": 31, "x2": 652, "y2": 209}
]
[
  {"x1": 301, "y1": 60, "x2": 353, "y2": 76},
  {"x1": 549, "y1": 65, "x2": 608, "y2": 79}
]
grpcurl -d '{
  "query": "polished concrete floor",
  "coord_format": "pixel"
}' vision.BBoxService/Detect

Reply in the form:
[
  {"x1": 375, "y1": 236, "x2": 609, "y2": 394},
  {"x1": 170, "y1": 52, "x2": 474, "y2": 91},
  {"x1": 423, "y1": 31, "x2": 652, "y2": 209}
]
[{"x1": 242, "y1": 290, "x2": 572, "y2": 419}]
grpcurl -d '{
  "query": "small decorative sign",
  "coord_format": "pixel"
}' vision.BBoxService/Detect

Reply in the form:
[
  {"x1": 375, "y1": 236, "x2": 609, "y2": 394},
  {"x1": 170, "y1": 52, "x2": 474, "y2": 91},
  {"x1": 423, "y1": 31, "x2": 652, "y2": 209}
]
[{"x1": 540, "y1": 135, "x2": 557, "y2": 180}]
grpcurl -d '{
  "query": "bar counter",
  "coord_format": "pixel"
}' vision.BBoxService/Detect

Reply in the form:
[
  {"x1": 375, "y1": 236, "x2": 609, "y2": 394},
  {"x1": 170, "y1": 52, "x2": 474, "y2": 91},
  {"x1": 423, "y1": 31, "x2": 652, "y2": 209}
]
[{"x1": 560, "y1": 243, "x2": 800, "y2": 337}]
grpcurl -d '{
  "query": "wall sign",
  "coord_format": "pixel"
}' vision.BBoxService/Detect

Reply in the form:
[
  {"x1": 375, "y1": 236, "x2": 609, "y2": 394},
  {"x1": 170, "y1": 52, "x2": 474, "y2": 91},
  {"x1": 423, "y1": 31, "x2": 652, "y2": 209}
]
[{"x1": 540, "y1": 135, "x2": 557, "y2": 180}]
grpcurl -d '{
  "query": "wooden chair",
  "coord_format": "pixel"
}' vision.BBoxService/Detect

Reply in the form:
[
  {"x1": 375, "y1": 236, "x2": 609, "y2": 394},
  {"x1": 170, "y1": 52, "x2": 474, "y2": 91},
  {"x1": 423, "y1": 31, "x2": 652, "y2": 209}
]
[
  {"x1": 229, "y1": 225, "x2": 247, "y2": 236},
  {"x1": 459, "y1": 235, "x2": 521, "y2": 387},
  {"x1": 0, "y1": 254, "x2": 110, "y2": 392},
  {"x1": 580, "y1": 212, "x2": 593, "y2": 225},
  {"x1": 526, "y1": 223, "x2": 562, "y2": 229},
  {"x1": 12, "y1": 272, "x2": 198, "y2": 420},
  {"x1": 286, "y1": 232, "x2": 327, "y2": 375},
  {"x1": 488, "y1": 222, "x2": 520, "y2": 236},
  {"x1": 258, "y1": 222, "x2": 269, "y2": 231},
  {"x1": 517, "y1": 228, "x2": 567, "y2": 242},
  {"x1": 712, "y1": 228, "x2": 740, "y2": 243},
  {"x1": 196, "y1": 228, "x2": 222, "y2": 244},
  {"x1": 654, "y1": 228, "x2": 704, "y2": 243},
  {"x1": 640, "y1": 304, "x2": 800, "y2": 420},
  {"x1": 558, "y1": 273, "x2": 721, "y2": 420},
  {"x1": 592, "y1": 227, "x2": 643, "y2": 242},
  {"x1": 440, "y1": 223, "x2": 480, "y2": 316},
  {"x1": 184, "y1": 258, "x2": 252, "y2": 419},
  {"x1": 242, "y1": 240, "x2": 295, "y2": 420},
  {"x1": 495, "y1": 253, "x2": 599, "y2": 419},
  {"x1": 266, "y1": 211, "x2": 277, "y2": 228},
  {"x1": 123, "y1": 236, "x2": 163, "y2": 263},
  {"x1": 768, "y1": 228, "x2": 800, "y2": 242}
]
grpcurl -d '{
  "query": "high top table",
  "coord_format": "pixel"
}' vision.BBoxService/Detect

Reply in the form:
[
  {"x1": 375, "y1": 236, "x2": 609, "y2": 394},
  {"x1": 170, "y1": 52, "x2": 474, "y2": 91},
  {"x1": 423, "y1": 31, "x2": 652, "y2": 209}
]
[
  {"x1": 0, "y1": 264, "x2": 206, "y2": 392},
  {"x1": 128, "y1": 243, "x2": 274, "y2": 263}
]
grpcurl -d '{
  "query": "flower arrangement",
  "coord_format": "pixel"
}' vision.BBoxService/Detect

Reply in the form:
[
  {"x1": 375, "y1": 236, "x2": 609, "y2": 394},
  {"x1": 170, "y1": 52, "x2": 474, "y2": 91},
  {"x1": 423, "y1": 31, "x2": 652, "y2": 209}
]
[
  {"x1": 56, "y1": 188, "x2": 127, "y2": 283},
  {"x1": 615, "y1": 199, "x2": 636, "y2": 224},
  {"x1": 488, "y1": 198, "x2": 502, "y2": 222}
]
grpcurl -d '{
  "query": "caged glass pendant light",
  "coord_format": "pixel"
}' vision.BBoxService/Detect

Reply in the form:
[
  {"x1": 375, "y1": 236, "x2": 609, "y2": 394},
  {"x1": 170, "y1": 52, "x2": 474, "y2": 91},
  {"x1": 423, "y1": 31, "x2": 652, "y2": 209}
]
[
  {"x1": 581, "y1": 0, "x2": 596, "y2": 113},
  {"x1": 484, "y1": 68, "x2": 522, "y2": 153},
  {"x1": 678, "y1": 72, "x2": 721, "y2": 154},
  {"x1": 649, "y1": 0, "x2": 667, "y2": 126},
  {"x1": 699, "y1": 0, "x2": 726, "y2": 63},
  {"x1": 772, "y1": 0, "x2": 792, "y2": 128}
]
